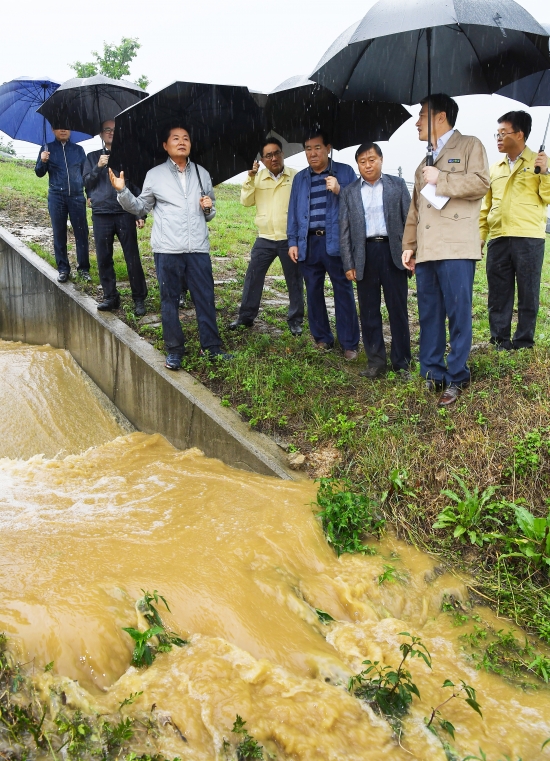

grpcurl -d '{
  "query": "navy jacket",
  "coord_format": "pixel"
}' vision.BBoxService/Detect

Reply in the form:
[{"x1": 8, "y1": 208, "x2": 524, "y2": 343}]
[
  {"x1": 35, "y1": 139, "x2": 86, "y2": 197},
  {"x1": 83, "y1": 150, "x2": 143, "y2": 217},
  {"x1": 287, "y1": 160, "x2": 357, "y2": 261},
  {"x1": 339, "y1": 175, "x2": 411, "y2": 279}
]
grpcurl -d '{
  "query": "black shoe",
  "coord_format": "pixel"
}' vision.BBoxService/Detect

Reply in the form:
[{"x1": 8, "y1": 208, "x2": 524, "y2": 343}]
[
  {"x1": 201, "y1": 348, "x2": 234, "y2": 360},
  {"x1": 78, "y1": 270, "x2": 91, "y2": 282},
  {"x1": 229, "y1": 318, "x2": 253, "y2": 330},
  {"x1": 134, "y1": 299, "x2": 146, "y2": 317},
  {"x1": 57, "y1": 271, "x2": 70, "y2": 283},
  {"x1": 97, "y1": 295, "x2": 121, "y2": 311},
  {"x1": 165, "y1": 353, "x2": 183, "y2": 371},
  {"x1": 360, "y1": 365, "x2": 386, "y2": 379},
  {"x1": 288, "y1": 321, "x2": 303, "y2": 336}
]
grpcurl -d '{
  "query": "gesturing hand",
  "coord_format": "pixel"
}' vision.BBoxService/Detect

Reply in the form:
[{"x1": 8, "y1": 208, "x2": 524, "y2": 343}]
[
  {"x1": 108, "y1": 168, "x2": 126, "y2": 192},
  {"x1": 248, "y1": 160, "x2": 260, "y2": 177}
]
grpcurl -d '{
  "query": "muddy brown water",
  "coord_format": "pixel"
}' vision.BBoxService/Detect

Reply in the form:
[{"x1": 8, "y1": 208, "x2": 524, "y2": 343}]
[{"x1": 1, "y1": 340, "x2": 550, "y2": 760}]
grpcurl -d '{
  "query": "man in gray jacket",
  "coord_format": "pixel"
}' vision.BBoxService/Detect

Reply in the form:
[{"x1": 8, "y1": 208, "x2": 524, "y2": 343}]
[
  {"x1": 109, "y1": 125, "x2": 230, "y2": 369},
  {"x1": 340, "y1": 142, "x2": 411, "y2": 378}
]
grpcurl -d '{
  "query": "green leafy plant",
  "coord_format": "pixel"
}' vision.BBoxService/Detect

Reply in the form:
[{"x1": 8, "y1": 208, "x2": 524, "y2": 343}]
[
  {"x1": 505, "y1": 427, "x2": 549, "y2": 478},
  {"x1": 56, "y1": 711, "x2": 93, "y2": 758},
  {"x1": 377, "y1": 564, "x2": 407, "y2": 585},
  {"x1": 348, "y1": 633, "x2": 431, "y2": 721},
  {"x1": 501, "y1": 505, "x2": 550, "y2": 570},
  {"x1": 425, "y1": 679, "x2": 482, "y2": 740},
  {"x1": 432, "y1": 474, "x2": 502, "y2": 546},
  {"x1": 119, "y1": 691, "x2": 143, "y2": 711},
  {"x1": 102, "y1": 717, "x2": 134, "y2": 753},
  {"x1": 223, "y1": 715, "x2": 263, "y2": 760},
  {"x1": 314, "y1": 478, "x2": 384, "y2": 556},
  {"x1": 122, "y1": 590, "x2": 187, "y2": 667}
]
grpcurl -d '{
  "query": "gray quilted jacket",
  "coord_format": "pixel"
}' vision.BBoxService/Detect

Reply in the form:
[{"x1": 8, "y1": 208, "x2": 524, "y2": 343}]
[{"x1": 117, "y1": 158, "x2": 215, "y2": 254}]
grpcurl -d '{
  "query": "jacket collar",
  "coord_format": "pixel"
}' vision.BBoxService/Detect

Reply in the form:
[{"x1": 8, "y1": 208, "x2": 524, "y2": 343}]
[
  {"x1": 496, "y1": 144, "x2": 536, "y2": 171},
  {"x1": 433, "y1": 130, "x2": 462, "y2": 166}
]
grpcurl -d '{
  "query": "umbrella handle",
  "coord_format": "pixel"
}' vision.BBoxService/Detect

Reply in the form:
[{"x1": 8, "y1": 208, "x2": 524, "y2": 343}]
[{"x1": 535, "y1": 113, "x2": 550, "y2": 175}]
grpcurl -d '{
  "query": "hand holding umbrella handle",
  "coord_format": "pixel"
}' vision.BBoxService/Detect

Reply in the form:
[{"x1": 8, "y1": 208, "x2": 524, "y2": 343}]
[{"x1": 535, "y1": 114, "x2": 550, "y2": 175}]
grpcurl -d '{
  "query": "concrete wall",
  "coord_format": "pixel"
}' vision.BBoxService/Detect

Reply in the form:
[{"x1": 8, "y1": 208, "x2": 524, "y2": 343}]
[{"x1": 0, "y1": 227, "x2": 297, "y2": 479}]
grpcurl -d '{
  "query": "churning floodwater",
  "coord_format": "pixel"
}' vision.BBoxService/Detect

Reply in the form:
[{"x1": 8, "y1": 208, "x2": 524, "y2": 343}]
[{"x1": 1, "y1": 340, "x2": 550, "y2": 760}]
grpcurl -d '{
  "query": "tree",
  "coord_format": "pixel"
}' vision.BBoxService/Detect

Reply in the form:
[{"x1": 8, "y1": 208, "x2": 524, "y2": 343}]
[{"x1": 71, "y1": 37, "x2": 150, "y2": 90}]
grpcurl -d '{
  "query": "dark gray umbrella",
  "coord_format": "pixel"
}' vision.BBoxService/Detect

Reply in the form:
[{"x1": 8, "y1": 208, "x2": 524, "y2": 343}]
[
  {"x1": 496, "y1": 24, "x2": 550, "y2": 106},
  {"x1": 38, "y1": 74, "x2": 147, "y2": 137},
  {"x1": 108, "y1": 81, "x2": 267, "y2": 187},
  {"x1": 265, "y1": 75, "x2": 411, "y2": 151},
  {"x1": 310, "y1": 0, "x2": 550, "y2": 163}
]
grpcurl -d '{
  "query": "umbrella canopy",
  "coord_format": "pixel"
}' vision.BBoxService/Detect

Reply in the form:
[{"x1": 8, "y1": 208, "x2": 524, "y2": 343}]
[
  {"x1": 38, "y1": 74, "x2": 148, "y2": 137},
  {"x1": 109, "y1": 81, "x2": 266, "y2": 187},
  {"x1": 265, "y1": 75, "x2": 411, "y2": 151},
  {"x1": 0, "y1": 76, "x2": 91, "y2": 146},
  {"x1": 496, "y1": 24, "x2": 550, "y2": 106},
  {"x1": 310, "y1": 0, "x2": 550, "y2": 104}
]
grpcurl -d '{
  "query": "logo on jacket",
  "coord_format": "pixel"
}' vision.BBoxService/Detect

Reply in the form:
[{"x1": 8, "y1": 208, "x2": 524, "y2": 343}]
[{"x1": 448, "y1": 159, "x2": 461, "y2": 163}]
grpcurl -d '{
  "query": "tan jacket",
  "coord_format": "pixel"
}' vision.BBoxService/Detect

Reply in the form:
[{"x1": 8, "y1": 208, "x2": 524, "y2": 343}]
[
  {"x1": 403, "y1": 130, "x2": 490, "y2": 262},
  {"x1": 241, "y1": 165, "x2": 298, "y2": 241}
]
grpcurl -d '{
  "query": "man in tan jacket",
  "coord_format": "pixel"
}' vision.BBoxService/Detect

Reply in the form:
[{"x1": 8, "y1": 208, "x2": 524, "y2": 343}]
[
  {"x1": 230, "y1": 137, "x2": 304, "y2": 335},
  {"x1": 403, "y1": 94, "x2": 490, "y2": 407}
]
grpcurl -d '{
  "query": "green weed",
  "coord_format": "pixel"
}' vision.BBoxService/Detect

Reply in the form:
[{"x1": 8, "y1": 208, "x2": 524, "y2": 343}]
[
  {"x1": 122, "y1": 590, "x2": 187, "y2": 667},
  {"x1": 425, "y1": 680, "x2": 482, "y2": 741},
  {"x1": 433, "y1": 474, "x2": 502, "y2": 546},
  {"x1": 223, "y1": 715, "x2": 263, "y2": 760},
  {"x1": 314, "y1": 478, "x2": 384, "y2": 556}
]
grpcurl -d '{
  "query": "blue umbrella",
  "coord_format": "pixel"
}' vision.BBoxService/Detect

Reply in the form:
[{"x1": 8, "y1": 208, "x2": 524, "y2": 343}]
[{"x1": 0, "y1": 76, "x2": 92, "y2": 148}]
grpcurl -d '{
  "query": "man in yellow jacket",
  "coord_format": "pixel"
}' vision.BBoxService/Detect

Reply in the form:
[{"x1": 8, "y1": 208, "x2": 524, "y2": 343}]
[
  {"x1": 230, "y1": 137, "x2": 304, "y2": 335},
  {"x1": 480, "y1": 110, "x2": 550, "y2": 350}
]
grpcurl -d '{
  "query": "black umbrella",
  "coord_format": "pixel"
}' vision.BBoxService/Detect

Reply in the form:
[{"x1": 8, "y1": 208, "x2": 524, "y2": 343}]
[
  {"x1": 109, "y1": 81, "x2": 267, "y2": 187},
  {"x1": 310, "y1": 0, "x2": 550, "y2": 163},
  {"x1": 265, "y1": 74, "x2": 411, "y2": 151},
  {"x1": 38, "y1": 74, "x2": 148, "y2": 137}
]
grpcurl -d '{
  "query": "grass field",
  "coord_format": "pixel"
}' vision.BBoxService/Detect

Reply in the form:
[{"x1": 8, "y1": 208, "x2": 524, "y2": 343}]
[{"x1": 2, "y1": 156, "x2": 550, "y2": 662}]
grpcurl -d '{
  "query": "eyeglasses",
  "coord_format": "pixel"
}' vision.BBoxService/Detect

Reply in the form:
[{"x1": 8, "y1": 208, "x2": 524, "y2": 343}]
[
  {"x1": 494, "y1": 131, "x2": 517, "y2": 140},
  {"x1": 102, "y1": 127, "x2": 115, "y2": 134},
  {"x1": 262, "y1": 149, "x2": 282, "y2": 160}
]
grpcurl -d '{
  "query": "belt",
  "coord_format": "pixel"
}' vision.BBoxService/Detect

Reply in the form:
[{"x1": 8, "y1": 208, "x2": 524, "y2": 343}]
[
  {"x1": 308, "y1": 229, "x2": 326, "y2": 236},
  {"x1": 366, "y1": 236, "x2": 389, "y2": 242}
]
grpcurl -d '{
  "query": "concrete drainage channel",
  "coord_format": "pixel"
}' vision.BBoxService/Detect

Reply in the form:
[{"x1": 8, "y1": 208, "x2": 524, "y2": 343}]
[{"x1": 0, "y1": 226, "x2": 297, "y2": 480}]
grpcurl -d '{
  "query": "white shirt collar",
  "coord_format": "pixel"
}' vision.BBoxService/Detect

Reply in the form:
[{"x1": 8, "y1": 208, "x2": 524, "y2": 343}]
[
  {"x1": 361, "y1": 174, "x2": 383, "y2": 187},
  {"x1": 170, "y1": 158, "x2": 188, "y2": 173},
  {"x1": 268, "y1": 167, "x2": 285, "y2": 180}
]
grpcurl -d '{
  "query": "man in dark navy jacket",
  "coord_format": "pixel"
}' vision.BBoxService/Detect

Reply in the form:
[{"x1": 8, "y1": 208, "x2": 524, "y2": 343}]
[
  {"x1": 287, "y1": 130, "x2": 360, "y2": 358},
  {"x1": 84, "y1": 120, "x2": 148, "y2": 315},
  {"x1": 35, "y1": 128, "x2": 90, "y2": 283},
  {"x1": 340, "y1": 142, "x2": 412, "y2": 378}
]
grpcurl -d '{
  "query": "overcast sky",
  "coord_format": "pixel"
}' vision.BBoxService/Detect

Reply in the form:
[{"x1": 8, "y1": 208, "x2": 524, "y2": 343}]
[{"x1": 1, "y1": 0, "x2": 549, "y2": 182}]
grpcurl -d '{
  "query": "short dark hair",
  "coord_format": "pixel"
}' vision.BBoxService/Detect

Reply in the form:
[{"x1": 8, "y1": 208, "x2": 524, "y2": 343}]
[
  {"x1": 420, "y1": 93, "x2": 459, "y2": 128},
  {"x1": 161, "y1": 124, "x2": 191, "y2": 144},
  {"x1": 261, "y1": 136, "x2": 282, "y2": 156},
  {"x1": 498, "y1": 110, "x2": 532, "y2": 140},
  {"x1": 355, "y1": 142, "x2": 383, "y2": 161},
  {"x1": 303, "y1": 128, "x2": 331, "y2": 148}
]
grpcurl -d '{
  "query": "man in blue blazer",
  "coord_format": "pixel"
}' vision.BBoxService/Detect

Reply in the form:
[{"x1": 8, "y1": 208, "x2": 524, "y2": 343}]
[
  {"x1": 287, "y1": 130, "x2": 360, "y2": 358},
  {"x1": 340, "y1": 142, "x2": 411, "y2": 377}
]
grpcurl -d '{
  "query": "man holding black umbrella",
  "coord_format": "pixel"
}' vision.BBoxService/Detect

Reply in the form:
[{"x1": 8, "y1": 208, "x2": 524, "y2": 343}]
[
  {"x1": 109, "y1": 125, "x2": 230, "y2": 369},
  {"x1": 35, "y1": 128, "x2": 91, "y2": 283},
  {"x1": 84, "y1": 120, "x2": 148, "y2": 316},
  {"x1": 402, "y1": 94, "x2": 490, "y2": 407},
  {"x1": 480, "y1": 110, "x2": 550, "y2": 351}
]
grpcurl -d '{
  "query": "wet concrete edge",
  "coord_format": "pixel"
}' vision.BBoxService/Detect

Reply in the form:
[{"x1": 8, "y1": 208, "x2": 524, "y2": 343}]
[{"x1": 0, "y1": 226, "x2": 298, "y2": 480}]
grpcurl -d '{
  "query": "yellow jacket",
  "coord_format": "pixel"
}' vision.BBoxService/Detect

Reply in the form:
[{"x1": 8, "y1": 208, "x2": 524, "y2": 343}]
[
  {"x1": 479, "y1": 145, "x2": 550, "y2": 241},
  {"x1": 241, "y1": 166, "x2": 297, "y2": 241}
]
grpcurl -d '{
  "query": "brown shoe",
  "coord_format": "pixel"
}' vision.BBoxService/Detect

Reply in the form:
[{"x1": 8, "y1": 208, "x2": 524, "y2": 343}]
[
  {"x1": 437, "y1": 384, "x2": 462, "y2": 407},
  {"x1": 344, "y1": 349, "x2": 358, "y2": 361},
  {"x1": 315, "y1": 341, "x2": 334, "y2": 351}
]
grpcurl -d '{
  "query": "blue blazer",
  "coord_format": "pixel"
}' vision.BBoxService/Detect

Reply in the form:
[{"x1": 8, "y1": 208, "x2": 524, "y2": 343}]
[
  {"x1": 287, "y1": 160, "x2": 357, "y2": 261},
  {"x1": 35, "y1": 139, "x2": 86, "y2": 197}
]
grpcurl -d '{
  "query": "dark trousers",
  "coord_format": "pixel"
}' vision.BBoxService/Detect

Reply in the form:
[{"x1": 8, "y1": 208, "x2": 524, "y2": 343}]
[
  {"x1": 356, "y1": 240, "x2": 411, "y2": 371},
  {"x1": 92, "y1": 213, "x2": 147, "y2": 301},
  {"x1": 415, "y1": 259, "x2": 475, "y2": 387},
  {"x1": 239, "y1": 238, "x2": 304, "y2": 324},
  {"x1": 486, "y1": 236, "x2": 545, "y2": 349},
  {"x1": 154, "y1": 252, "x2": 221, "y2": 355},
  {"x1": 299, "y1": 235, "x2": 360, "y2": 350},
  {"x1": 48, "y1": 192, "x2": 89, "y2": 273}
]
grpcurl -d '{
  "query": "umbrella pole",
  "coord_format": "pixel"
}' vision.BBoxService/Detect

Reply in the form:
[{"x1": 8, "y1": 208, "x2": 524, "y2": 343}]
[
  {"x1": 534, "y1": 112, "x2": 550, "y2": 175},
  {"x1": 426, "y1": 27, "x2": 434, "y2": 167}
]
